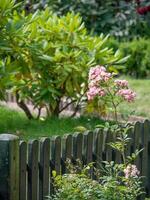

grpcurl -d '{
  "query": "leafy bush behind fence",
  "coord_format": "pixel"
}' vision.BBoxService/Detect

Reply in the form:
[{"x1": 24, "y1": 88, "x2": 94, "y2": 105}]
[{"x1": 108, "y1": 38, "x2": 150, "y2": 78}]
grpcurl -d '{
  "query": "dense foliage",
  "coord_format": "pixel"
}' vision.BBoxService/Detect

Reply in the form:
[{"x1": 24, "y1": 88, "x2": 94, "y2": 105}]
[
  {"x1": 51, "y1": 161, "x2": 143, "y2": 200},
  {"x1": 108, "y1": 38, "x2": 150, "y2": 78},
  {"x1": 50, "y1": 65, "x2": 143, "y2": 200},
  {"x1": 25, "y1": 0, "x2": 150, "y2": 40},
  {"x1": 0, "y1": 0, "x2": 125, "y2": 119},
  {"x1": 120, "y1": 38, "x2": 150, "y2": 78}
]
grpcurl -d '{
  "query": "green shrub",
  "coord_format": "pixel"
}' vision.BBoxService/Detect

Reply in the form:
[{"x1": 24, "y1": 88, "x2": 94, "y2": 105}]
[
  {"x1": 107, "y1": 38, "x2": 150, "y2": 78},
  {"x1": 50, "y1": 162, "x2": 143, "y2": 200},
  {"x1": 120, "y1": 38, "x2": 150, "y2": 78},
  {"x1": 0, "y1": 0, "x2": 126, "y2": 119},
  {"x1": 24, "y1": 0, "x2": 150, "y2": 40},
  {"x1": 51, "y1": 173, "x2": 102, "y2": 200}
]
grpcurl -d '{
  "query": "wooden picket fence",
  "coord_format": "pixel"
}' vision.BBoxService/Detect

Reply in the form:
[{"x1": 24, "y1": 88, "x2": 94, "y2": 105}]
[{"x1": 0, "y1": 120, "x2": 150, "y2": 200}]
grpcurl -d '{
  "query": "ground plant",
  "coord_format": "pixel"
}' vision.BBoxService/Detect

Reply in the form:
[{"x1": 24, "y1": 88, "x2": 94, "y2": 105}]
[
  {"x1": 51, "y1": 65, "x2": 144, "y2": 200},
  {"x1": 51, "y1": 161, "x2": 143, "y2": 200}
]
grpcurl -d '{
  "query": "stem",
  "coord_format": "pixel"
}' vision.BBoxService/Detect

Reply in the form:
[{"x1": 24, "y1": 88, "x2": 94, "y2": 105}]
[
  {"x1": 107, "y1": 88, "x2": 119, "y2": 123},
  {"x1": 113, "y1": 102, "x2": 118, "y2": 123},
  {"x1": 122, "y1": 146, "x2": 126, "y2": 165},
  {"x1": 71, "y1": 89, "x2": 88, "y2": 118},
  {"x1": 121, "y1": 132, "x2": 127, "y2": 166}
]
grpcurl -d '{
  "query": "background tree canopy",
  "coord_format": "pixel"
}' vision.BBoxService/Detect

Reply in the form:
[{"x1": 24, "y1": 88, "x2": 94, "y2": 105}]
[{"x1": 22, "y1": 0, "x2": 150, "y2": 40}]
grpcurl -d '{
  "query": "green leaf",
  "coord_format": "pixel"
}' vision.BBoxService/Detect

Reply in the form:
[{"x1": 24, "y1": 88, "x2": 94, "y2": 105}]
[{"x1": 38, "y1": 55, "x2": 53, "y2": 62}]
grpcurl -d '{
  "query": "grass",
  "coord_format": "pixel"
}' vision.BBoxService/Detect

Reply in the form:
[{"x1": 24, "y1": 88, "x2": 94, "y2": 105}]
[
  {"x1": 0, "y1": 106, "x2": 103, "y2": 140},
  {"x1": 118, "y1": 76, "x2": 150, "y2": 119},
  {"x1": 0, "y1": 76, "x2": 149, "y2": 140}
]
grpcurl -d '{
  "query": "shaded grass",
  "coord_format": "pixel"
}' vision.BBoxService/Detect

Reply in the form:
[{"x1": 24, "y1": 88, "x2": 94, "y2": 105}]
[
  {"x1": 0, "y1": 106, "x2": 103, "y2": 140},
  {"x1": 118, "y1": 77, "x2": 150, "y2": 119}
]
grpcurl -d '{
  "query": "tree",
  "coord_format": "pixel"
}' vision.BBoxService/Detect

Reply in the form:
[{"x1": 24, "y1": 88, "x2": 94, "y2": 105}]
[{"x1": 0, "y1": 0, "x2": 126, "y2": 119}]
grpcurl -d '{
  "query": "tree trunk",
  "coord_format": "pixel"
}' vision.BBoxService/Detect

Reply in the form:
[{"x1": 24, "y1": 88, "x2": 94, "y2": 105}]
[
  {"x1": 53, "y1": 100, "x2": 60, "y2": 117},
  {"x1": 49, "y1": 98, "x2": 61, "y2": 117},
  {"x1": 16, "y1": 92, "x2": 33, "y2": 120}
]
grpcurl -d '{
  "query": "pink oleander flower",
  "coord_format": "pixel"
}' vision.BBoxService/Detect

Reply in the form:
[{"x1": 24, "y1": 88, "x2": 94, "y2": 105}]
[
  {"x1": 87, "y1": 86, "x2": 100, "y2": 101},
  {"x1": 88, "y1": 65, "x2": 111, "y2": 85},
  {"x1": 88, "y1": 80, "x2": 99, "y2": 87},
  {"x1": 97, "y1": 88, "x2": 106, "y2": 97},
  {"x1": 99, "y1": 71, "x2": 112, "y2": 82},
  {"x1": 89, "y1": 65, "x2": 106, "y2": 80},
  {"x1": 87, "y1": 86, "x2": 105, "y2": 101},
  {"x1": 115, "y1": 80, "x2": 128, "y2": 88},
  {"x1": 124, "y1": 164, "x2": 140, "y2": 178},
  {"x1": 117, "y1": 89, "x2": 136, "y2": 102}
]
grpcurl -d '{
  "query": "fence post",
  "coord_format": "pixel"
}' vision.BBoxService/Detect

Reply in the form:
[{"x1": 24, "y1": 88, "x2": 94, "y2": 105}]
[{"x1": 0, "y1": 134, "x2": 19, "y2": 200}]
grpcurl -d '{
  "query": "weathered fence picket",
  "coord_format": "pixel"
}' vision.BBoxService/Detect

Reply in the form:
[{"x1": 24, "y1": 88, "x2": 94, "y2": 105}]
[
  {"x1": 83, "y1": 131, "x2": 93, "y2": 165},
  {"x1": 73, "y1": 133, "x2": 83, "y2": 161},
  {"x1": 50, "y1": 136, "x2": 61, "y2": 195},
  {"x1": 0, "y1": 134, "x2": 19, "y2": 200},
  {"x1": 134, "y1": 121, "x2": 142, "y2": 167},
  {"x1": 93, "y1": 129, "x2": 104, "y2": 168},
  {"x1": 28, "y1": 140, "x2": 39, "y2": 200},
  {"x1": 106, "y1": 130, "x2": 113, "y2": 162},
  {"x1": 39, "y1": 138, "x2": 50, "y2": 200},
  {"x1": 143, "y1": 120, "x2": 150, "y2": 195},
  {"x1": 0, "y1": 120, "x2": 150, "y2": 200},
  {"x1": 19, "y1": 141, "x2": 27, "y2": 200},
  {"x1": 62, "y1": 134, "x2": 72, "y2": 173}
]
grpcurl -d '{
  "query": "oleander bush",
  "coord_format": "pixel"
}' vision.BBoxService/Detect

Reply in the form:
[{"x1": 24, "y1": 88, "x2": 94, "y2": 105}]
[{"x1": 0, "y1": 0, "x2": 126, "y2": 119}]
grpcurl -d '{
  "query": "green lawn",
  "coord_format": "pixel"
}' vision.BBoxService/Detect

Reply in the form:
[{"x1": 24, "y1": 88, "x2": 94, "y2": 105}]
[
  {"x1": 118, "y1": 77, "x2": 150, "y2": 119},
  {"x1": 0, "y1": 106, "x2": 103, "y2": 140},
  {"x1": 0, "y1": 77, "x2": 149, "y2": 140}
]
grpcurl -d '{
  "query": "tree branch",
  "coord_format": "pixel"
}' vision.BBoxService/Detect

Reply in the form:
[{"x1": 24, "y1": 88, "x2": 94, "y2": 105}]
[
  {"x1": 59, "y1": 99, "x2": 76, "y2": 113},
  {"x1": 71, "y1": 89, "x2": 88, "y2": 118},
  {"x1": 16, "y1": 92, "x2": 34, "y2": 120},
  {"x1": 36, "y1": 107, "x2": 42, "y2": 120}
]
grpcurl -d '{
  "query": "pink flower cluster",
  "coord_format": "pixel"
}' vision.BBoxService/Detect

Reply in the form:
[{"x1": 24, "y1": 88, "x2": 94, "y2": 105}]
[
  {"x1": 124, "y1": 164, "x2": 140, "y2": 178},
  {"x1": 87, "y1": 86, "x2": 105, "y2": 101},
  {"x1": 89, "y1": 65, "x2": 111, "y2": 83},
  {"x1": 87, "y1": 65, "x2": 136, "y2": 103},
  {"x1": 87, "y1": 65, "x2": 111, "y2": 101},
  {"x1": 117, "y1": 89, "x2": 136, "y2": 102},
  {"x1": 115, "y1": 80, "x2": 128, "y2": 88}
]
